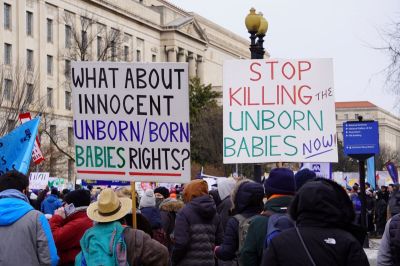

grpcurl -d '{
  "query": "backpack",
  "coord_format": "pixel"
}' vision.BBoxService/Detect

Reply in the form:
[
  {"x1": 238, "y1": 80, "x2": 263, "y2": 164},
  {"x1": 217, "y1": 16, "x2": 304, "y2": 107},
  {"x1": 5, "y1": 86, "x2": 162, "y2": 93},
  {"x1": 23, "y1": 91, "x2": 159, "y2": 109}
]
[
  {"x1": 264, "y1": 213, "x2": 294, "y2": 249},
  {"x1": 234, "y1": 214, "x2": 257, "y2": 252},
  {"x1": 75, "y1": 222, "x2": 129, "y2": 266}
]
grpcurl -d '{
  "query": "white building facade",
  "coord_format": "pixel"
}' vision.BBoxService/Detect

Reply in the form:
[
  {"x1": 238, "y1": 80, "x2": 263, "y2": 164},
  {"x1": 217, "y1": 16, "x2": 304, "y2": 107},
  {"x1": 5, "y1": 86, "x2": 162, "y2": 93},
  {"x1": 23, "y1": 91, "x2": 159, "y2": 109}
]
[{"x1": 0, "y1": 0, "x2": 253, "y2": 180}]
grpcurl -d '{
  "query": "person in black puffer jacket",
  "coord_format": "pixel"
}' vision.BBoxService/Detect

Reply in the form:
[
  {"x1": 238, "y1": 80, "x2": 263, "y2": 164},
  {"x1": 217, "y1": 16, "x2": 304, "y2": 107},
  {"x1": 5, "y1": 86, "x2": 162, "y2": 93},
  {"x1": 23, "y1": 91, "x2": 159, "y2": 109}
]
[
  {"x1": 172, "y1": 179, "x2": 223, "y2": 266},
  {"x1": 214, "y1": 179, "x2": 264, "y2": 262},
  {"x1": 262, "y1": 178, "x2": 369, "y2": 266},
  {"x1": 378, "y1": 213, "x2": 400, "y2": 265}
]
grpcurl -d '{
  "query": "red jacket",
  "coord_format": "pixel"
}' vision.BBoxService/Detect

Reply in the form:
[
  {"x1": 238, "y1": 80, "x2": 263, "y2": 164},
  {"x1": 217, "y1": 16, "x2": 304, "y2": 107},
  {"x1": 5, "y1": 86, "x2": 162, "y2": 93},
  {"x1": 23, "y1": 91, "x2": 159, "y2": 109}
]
[{"x1": 49, "y1": 209, "x2": 93, "y2": 265}]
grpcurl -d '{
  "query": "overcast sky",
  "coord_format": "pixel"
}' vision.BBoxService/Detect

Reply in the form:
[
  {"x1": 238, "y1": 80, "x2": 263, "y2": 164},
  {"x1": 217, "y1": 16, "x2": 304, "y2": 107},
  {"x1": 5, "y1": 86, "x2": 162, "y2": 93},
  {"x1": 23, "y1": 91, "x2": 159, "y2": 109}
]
[{"x1": 168, "y1": 0, "x2": 400, "y2": 114}]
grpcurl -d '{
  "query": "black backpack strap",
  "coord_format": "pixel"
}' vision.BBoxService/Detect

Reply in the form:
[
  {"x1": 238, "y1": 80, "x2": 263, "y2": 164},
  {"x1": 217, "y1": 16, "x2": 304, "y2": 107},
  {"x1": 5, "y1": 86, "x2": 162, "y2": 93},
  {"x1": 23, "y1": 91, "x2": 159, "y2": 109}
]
[{"x1": 295, "y1": 226, "x2": 316, "y2": 266}]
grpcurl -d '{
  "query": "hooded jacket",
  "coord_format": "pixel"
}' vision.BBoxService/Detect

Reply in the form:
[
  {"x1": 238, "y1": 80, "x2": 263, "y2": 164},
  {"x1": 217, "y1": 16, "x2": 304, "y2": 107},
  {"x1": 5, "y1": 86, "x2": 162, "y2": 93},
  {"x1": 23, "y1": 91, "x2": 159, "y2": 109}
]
[
  {"x1": 41, "y1": 194, "x2": 62, "y2": 215},
  {"x1": 49, "y1": 207, "x2": 93, "y2": 265},
  {"x1": 216, "y1": 178, "x2": 236, "y2": 230},
  {"x1": 262, "y1": 179, "x2": 369, "y2": 266},
  {"x1": 215, "y1": 180, "x2": 264, "y2": 261},
  {"x1": 0, "y1": 189, "x2": 59, "y2": 266},
  {"x1": 171, "y1": 195, "x2": 224, "y2": 266},
  {"x1": 140, "y1": 206, "x2": 162, "y2": 229}
]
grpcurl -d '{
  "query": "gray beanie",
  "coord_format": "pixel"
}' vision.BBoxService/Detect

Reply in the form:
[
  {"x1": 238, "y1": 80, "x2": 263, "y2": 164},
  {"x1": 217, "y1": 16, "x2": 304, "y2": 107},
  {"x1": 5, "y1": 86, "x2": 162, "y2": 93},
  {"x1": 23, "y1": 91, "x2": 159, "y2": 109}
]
[{"x1": 139, "y1": 189, "x2": 156, "y2": 208}]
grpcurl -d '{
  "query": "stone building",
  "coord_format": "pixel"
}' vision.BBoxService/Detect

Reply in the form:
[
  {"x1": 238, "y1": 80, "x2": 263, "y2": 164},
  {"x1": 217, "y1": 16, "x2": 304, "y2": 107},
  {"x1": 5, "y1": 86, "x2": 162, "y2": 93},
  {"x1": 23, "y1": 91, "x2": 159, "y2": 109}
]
[
  {"x1": 335, "y1": 101, "x2": 400, "y2": 153},
  {"x1": 0, "y1": 0, "x2": 252, "y2": 180}
]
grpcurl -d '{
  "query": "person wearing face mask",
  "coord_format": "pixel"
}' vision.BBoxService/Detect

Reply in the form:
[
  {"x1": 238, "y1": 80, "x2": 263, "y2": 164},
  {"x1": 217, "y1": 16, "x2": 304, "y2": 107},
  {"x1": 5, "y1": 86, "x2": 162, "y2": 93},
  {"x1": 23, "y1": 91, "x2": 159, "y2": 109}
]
[{"x1": 154, "y1": 186, "x2": 170, "y2": 208}]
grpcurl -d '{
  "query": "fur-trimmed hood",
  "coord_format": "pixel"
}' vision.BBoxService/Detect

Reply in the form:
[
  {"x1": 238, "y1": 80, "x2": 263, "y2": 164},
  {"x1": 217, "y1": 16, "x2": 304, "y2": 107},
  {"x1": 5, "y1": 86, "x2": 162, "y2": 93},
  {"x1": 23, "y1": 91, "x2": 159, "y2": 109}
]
[
  {"x1": 231, "y1": 179, "x2": 264, "y2": 214},
  {"x1": 159, "y1": 198, "x2": 184, "y2": 212}
]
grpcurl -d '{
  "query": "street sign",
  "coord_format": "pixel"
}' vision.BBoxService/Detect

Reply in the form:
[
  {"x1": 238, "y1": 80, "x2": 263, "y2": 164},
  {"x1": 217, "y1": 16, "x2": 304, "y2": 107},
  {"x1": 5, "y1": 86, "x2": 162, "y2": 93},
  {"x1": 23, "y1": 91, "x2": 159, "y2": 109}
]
[{"x1": 343, "y1": 121, "x2": 379, "y2": 155}]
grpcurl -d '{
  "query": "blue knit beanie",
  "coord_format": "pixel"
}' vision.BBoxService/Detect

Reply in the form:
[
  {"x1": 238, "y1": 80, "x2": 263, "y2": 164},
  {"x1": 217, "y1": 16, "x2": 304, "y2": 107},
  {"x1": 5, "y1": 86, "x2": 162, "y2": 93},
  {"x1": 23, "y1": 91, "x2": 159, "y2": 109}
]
[
  {"x1": 264, "y1": 168, "x2": 295, "y2": 196},
  {"x1": 295, "y1": 168, "x2": 316, "y2": 191}
]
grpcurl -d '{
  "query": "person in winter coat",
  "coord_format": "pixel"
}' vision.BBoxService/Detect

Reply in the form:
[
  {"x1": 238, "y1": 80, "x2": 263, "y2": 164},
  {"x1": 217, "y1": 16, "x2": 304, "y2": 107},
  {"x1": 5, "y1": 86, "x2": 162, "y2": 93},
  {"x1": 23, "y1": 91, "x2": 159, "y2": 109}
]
[
  {"x1": 139, "y1": 189, "x2": 167, "y2": 245},
  {"x1": 0, "y1": 171, "x2": 59, "y2": 266},
  {"x1": 215, "y1": 177, "x2": 237, "y2": 230},
  {"x1": 214, "y1": 179, "x2": 264, "y2": 261},
  {"x1": 41, "y1": 187, "x2": 62, "y2": 215},
  {"x1": 388, "y1": 188, "x2": 400, "y2": 219},
  {"x1": 171, "y1": 179, "x2": 224, "y2": 266},
  {"x1": 159, "y1": 197, "x2": 184, "y2": 253},
  {"x1": 75, "y1": 188, "x2": 168, "y2": 266},
  {"x1": 294, "y1": 168, "x2": 316, "y2": 191},
  {"x1": 376, "y1": 190, "x2": 388, "y2": 237},
  {"x1": 377, "y1": 213, "x2": 400, "y2": 265},
  {"x1": 240, "y1": 168, "x2": 296, "y2": 266},
  {"x1": 263, "y1": 178, "x2": 369, "y2": 266},
  {"x1": 36, "y1": 186, "x2": 50, "y2": 210},
  {"x1": 154, "y1": 186, "x2": 170, "y2": 208},
  {"x1": 49, "y1": 189, "x2": 93, "y2": 266}
]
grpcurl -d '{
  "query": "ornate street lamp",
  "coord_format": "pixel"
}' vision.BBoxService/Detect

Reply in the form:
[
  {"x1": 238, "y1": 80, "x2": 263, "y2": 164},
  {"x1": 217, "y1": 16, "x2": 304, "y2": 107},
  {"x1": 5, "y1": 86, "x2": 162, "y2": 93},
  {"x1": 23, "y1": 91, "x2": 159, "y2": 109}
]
[{"x1": 245, "y1": 8, "x2": 269, "y2": 182}]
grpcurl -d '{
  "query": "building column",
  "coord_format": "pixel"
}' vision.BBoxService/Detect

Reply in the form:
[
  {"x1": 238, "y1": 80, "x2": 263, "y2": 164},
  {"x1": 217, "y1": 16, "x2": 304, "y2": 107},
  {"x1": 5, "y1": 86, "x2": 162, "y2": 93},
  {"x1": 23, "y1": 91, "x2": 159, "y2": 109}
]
[
  {"x1": 196, "y1": 56, "x2": 204, "y2": 83},
  {"x1": 188, "y1": 52, "x2": 197, "y2": 78},
  {"x1": 166, "y1": 46, "x2": 177, "y2": 62},
  {"x1": 178, "y1": 48, "x2": 187, "y2": 62}
]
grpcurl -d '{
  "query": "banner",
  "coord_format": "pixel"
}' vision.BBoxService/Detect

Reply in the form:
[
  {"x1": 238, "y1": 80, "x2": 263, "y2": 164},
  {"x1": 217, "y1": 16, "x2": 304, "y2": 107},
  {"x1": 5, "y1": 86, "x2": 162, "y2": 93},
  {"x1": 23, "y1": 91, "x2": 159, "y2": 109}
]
[
  {"x1": 386, "y1": 161, "x2": 399, "y2": 184},
  {"x1": 0, "y1": 117, "x2": 40, "y2": 175},
  {"x1": 366, "y1": 157, "x2": 376, "y2": 189},
  {"x1": 71, "y1": 62, "x2": 190, "y2": 183},
  {"x1": 29, "y1": 172, "x2": 49, "y2": 190},
  {"x1": 300, "y1": 162, "x2": 331, "y2": 179},
  {"x1": 223, "y1": 59, "x2": 337, "y2": 163},
  {"x1": 19, "y1": 113, "x2": 44, "y2": 164}
]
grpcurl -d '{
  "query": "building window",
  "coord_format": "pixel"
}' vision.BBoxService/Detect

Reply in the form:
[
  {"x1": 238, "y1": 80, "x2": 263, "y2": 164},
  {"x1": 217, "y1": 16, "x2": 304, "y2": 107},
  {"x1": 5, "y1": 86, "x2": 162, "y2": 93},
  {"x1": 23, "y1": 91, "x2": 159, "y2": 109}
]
[
  {"x1": 47, "y1": 18, "x2": 53, "y2": 43},
  {"x1": 65, "y1": 25, "x2": 72, "y2": 48},
  {"x1": 65, "y1": 59, "x2": 71, "y2": 78},
  {"x1": 81, "y1": 30, "x2": 88, "y2": 49},
  {"x1": 47, "y1": 55, "x2": 53, "y2": 75},
  {"x1": 50, "y1": 125, "x2": 56, "y2": 138},
  {"x1": 4, "y1": 3, "x2": 11, "y2": 30},
  {"x1": 335, "y1": 114, "x2": 338, "y2": 120},
  {"x1": 354, "y1": 113, "x2": 359, "y2": 119},
  {"x1": 136, "y1": 50, "x2": 141, "y2": 62},
  {"x1": 344, "y1": 114, "x2": 348, "y2": 120},
  {"x1": 65, "y1": 91, "x2": 71, "y2": 110},
  {"x1": 111, "y1": 41, "x2": 117, "y2": 61},
  {"x1": 7, "y1": 119, "x2": 13, "y2": 133},
  {"x1": 68, "y1": 127, "x2": 73, "y2": 146},
  {"x1": 152, "y1": 54, "x2": 156, "y2": 62},
  {"x1": 3, "y1": 79, "x2": 12, "y2": 100},
  {"x1": 47, "y1": 87, "x2": 53, "y2": 107},
  {"x1": 26, "y1": 11, "x2": 33, "y2": 36},
  {"x1": 26, "y1": 83, "x2": 33, "y2": 103},
  {"x1": 97, "y1": 36, "x2": 102, "y2": 59},
  {"x1": 124, "y1": 45, "x2": 129, "y2": 61},
  {"x1": 4, "y1": 43, "x2": 12, "y2": 65},
  {"x1": 27, "y1": 49, "x2": 33, "y2": 71}
]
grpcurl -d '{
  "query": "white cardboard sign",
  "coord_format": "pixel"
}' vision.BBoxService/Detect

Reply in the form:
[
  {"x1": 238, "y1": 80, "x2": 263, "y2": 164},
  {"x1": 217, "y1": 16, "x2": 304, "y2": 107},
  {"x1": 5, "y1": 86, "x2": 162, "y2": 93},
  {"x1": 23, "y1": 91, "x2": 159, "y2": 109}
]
[
  {"x1": 71, "y1": 62, "x2": 190, "y2": 183},
  {"x1": 223, "y1": 59, "x2": 338, "y2": 163},
  {"x1": 29, "y1": 172, "x2": 49, "y2": 190}
]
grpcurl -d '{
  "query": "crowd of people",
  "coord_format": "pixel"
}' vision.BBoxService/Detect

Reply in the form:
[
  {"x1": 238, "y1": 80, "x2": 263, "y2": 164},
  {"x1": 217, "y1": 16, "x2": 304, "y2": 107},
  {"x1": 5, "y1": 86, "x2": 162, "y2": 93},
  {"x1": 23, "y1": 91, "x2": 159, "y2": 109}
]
[{"x1": 1, "y1": 168, "x2": 400, "y2": 265}]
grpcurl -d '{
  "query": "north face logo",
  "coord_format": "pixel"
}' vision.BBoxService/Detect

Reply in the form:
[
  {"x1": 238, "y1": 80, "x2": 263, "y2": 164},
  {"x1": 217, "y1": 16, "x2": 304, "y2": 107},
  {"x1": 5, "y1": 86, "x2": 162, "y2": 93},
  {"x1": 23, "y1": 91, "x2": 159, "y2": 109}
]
[{"x1": 324, "y1": 238, "x2": 336, "y2": 245}]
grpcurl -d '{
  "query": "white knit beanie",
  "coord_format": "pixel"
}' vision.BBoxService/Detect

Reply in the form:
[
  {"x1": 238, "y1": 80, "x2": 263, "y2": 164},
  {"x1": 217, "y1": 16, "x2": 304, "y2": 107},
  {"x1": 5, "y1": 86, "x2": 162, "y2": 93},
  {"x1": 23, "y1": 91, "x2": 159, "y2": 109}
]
[{"x1": 139, "y1": 189, "x2": 156, "y2": 208}]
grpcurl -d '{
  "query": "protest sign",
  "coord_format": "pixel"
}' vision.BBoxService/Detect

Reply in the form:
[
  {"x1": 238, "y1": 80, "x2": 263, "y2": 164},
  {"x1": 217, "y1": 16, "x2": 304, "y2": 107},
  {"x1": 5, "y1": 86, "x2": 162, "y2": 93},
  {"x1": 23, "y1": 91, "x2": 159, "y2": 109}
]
[
  {"x1": 223, "y1": 59, "x2": 338, "y2": 163},
  {"x1": 71, "y1": 62, "x2": 190, "y2": 183},
  {"x1": 0, "y1": 117, "x2": 40, "y2": 174},
  {"x1": 29, "y1": 172, "x2": 49, "y2": 190},
  {"x1": 19, "y1": 113, "x2": 44, "y2": 164},
  {"x1": 300, "y1": 162, "x2": 331, "y2": 179}
]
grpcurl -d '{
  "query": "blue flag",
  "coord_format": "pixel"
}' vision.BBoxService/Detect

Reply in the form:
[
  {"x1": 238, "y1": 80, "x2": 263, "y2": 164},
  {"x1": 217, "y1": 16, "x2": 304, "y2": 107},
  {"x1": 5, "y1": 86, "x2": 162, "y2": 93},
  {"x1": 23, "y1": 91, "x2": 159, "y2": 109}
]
[
  {"x1": 366, "y1": 157, "x2": 375, "y2": 190},
  {"x1": 386, "y1": 161, "x2": 399, "y2": 184},
  {"x1": 0, "y1": 117, "x2": 40, "y2": 175}
]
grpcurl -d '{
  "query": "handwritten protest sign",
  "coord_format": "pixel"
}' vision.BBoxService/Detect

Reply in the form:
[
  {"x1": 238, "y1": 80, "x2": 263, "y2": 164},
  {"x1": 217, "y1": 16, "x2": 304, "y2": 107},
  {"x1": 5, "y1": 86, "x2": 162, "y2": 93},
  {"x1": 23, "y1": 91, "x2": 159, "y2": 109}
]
[
  {"x1": 71, "y1": 62, "x2": 190, "y2": 183},
  {"x1": 0, "y1": 117, "x2": 40, "y2": 174},
  {"x1": 223, "y1": 59, "x2": 338, "y2": 163},
  {"x1": 29, "y1": 172, "x2": 49, "y2": 190}
]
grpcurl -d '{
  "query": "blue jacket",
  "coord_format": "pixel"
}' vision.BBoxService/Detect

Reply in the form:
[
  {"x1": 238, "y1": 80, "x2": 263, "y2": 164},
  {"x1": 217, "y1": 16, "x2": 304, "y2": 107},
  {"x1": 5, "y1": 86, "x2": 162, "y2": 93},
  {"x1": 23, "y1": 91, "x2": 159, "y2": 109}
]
[
  {"x1": 140, "y1": 206, "x2": 162, "y2": 229},
  {"x1": 215, "y1": 180, "x2": 264, "y2": 261},
  {"x1": 0, "y1": 189, "x2": 59, "y2": 266},
  {"x1": 41, "y1": 194, "x2": 62, "y2": 215}
]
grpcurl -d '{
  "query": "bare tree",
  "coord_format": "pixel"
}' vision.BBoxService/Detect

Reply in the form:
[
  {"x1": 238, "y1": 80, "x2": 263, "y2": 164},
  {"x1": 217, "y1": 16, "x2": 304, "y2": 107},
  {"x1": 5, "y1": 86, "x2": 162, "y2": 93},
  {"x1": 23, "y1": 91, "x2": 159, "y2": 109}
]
[
  {"x1": 380, "y1": 22, "x2": 400, "y2": 107},
  {"x1": 0, "y1": 62, "x2": 43, "y2": 136},
  {"x1": 376, "y1": 145, "x2": 400, "y2": 171},
  {"x1": 63, "y1": 12, "x2": 125, "y2": 61}
]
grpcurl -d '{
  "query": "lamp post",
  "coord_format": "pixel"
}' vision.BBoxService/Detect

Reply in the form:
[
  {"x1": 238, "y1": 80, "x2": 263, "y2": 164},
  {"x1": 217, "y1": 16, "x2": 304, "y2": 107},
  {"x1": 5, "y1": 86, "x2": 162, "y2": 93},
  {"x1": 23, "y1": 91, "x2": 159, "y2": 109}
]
[{"x1": 245, "y1": 8, "x2": 269, "y2": 182}]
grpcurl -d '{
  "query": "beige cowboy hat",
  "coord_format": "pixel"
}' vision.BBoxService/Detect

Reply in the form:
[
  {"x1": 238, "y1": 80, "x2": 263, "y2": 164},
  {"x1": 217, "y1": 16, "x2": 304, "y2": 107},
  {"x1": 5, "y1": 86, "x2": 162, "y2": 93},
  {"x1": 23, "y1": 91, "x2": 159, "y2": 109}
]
[{"x1": 87, "y1": 188, "x2": 131, "y2": 223}]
